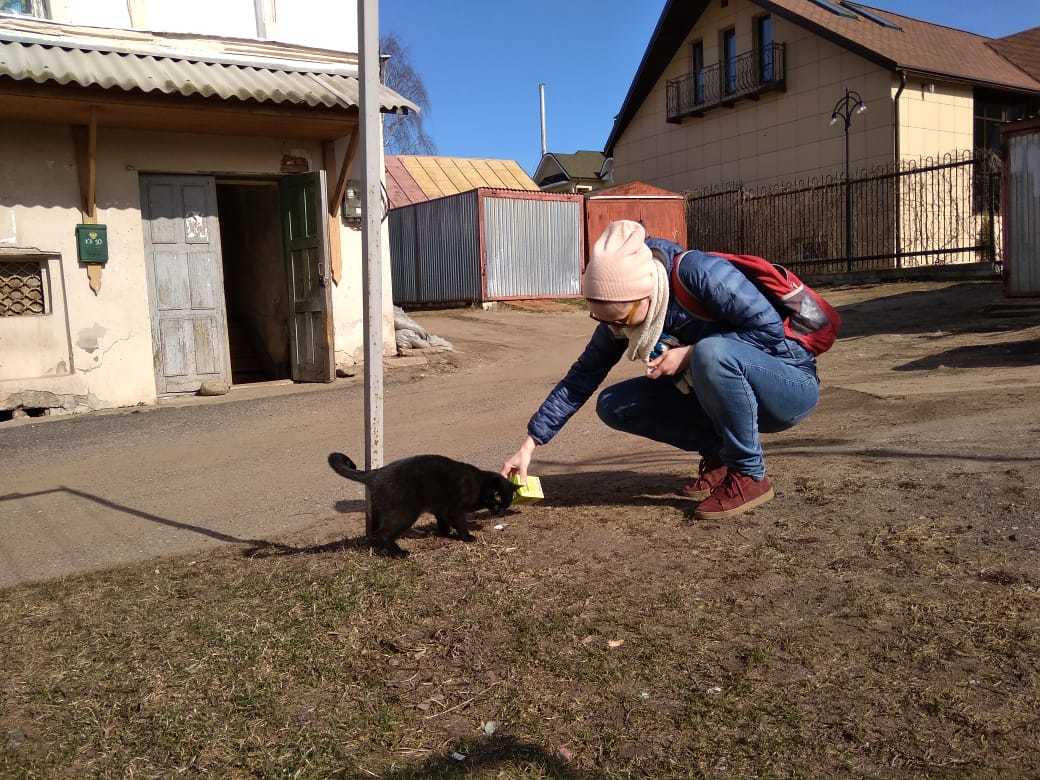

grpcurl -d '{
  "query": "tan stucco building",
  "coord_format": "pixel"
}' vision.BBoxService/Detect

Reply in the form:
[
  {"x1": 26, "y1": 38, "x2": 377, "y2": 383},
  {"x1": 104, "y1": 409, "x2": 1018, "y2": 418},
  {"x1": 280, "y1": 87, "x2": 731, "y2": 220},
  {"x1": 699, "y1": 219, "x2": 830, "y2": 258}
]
[
  {"x1": 0, "y1": 14, "x2": 413, "y2": 416},
  {"x1": 606, "y1": 0, "x2": 1040, "y2": 192}
]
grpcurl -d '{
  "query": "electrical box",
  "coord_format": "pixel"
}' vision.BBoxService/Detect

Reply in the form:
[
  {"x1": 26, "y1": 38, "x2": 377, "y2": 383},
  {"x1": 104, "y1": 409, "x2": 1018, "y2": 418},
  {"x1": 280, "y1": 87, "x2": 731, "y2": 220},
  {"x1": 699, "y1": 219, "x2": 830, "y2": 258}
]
[
  {"x1": 75, "y1": 224, "x2": 108, "y2": 264},
  {"x1": 343, "y1": 179, "x2": 363, "y2": 227}
]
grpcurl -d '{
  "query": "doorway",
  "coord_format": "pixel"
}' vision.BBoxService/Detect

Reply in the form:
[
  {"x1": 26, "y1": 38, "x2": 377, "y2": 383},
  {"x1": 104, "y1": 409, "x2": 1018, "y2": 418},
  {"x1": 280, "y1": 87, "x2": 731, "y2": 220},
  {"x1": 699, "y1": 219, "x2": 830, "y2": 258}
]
[
  {"x1": 140, "y1": 171, "x2": 335, "y2": 395},
  {"x1": 216, "y1": 180, "x2": 290, "y2": 384}
]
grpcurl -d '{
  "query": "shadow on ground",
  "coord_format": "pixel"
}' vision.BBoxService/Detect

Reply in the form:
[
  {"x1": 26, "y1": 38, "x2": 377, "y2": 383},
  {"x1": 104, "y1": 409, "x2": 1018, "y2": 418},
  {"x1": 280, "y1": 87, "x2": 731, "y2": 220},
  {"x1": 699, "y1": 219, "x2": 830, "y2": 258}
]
[
  {"x1": 765, "y1": 436, "x2": 1040, "y2": 463},
  {"x1": 537, "y1": 470, "x2": 693, "y2": 512},
  {"x1": 894, "y1": 337, "x2": 1040, "y2": 371},
  {"x1": 833, "y1": 282, "x2": 1038, "y2": 339},
  {"x1": 0, "y1": 486, "x2": 261, "y2": 545},
  {"x1": 382, "y1": 736, "x2": 597, "y2": 779},
  {"x1": 241, "y1": 470, "x2": 699, "y2": 559}
]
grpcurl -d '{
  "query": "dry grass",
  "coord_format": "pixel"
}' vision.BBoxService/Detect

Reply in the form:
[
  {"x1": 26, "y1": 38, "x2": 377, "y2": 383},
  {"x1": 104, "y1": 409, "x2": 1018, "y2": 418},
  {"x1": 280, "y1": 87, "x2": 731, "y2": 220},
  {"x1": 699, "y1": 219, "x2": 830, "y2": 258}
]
[{"x1": 2, "y1": 456, "x2": 1039, "y2": 779}]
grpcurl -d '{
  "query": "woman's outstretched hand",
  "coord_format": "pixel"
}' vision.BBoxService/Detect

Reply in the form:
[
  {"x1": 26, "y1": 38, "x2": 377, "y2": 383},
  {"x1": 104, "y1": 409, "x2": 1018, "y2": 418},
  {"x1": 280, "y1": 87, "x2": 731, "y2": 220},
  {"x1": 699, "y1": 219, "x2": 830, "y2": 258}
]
[
  {"x1": 646, "y1": 345, "x2": 692, "y2": 379},
  {"x1": 501, "y1": 435, "x2": 536, "y2": 482}
]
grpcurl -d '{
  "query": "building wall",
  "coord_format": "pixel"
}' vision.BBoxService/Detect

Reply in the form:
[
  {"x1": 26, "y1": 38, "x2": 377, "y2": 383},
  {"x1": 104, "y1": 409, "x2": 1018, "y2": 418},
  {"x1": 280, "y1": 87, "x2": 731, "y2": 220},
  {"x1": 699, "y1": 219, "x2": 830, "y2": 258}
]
[
  {"x1": 329, "y1": 132, "x2": 396, "y2": 372},
  {"x1": 45, "y1": 0, "x2": 135, "y2": 29},
  {"x1": 893, "y1": 80, "x2": 986, "y2": 267},
  {"x1": 0, "y1": 119, "x2": 393, "y2": 413},
  {"x1": 612, "y1": 0, "x2": 897, "y2": 191},
  {"x1": 46, "y1": 0, "x2": 359, "y2": 52},
  {"x1": 266, "y1": 0, "x2": 359, "y2": 53},
  {"x1": 897, "y1": 79, "x2": 975, "y2": 162}
]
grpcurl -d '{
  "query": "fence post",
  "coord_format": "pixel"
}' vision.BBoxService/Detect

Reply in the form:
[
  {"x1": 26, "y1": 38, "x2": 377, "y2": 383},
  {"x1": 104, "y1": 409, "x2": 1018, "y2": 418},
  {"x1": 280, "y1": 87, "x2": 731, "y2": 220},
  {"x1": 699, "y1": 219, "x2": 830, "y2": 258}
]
[
  {"x1": 895, "y1": 166, "x2": 902, "y2": 269},
  {"x1": 988, "y1": 160, "x2": 998, "y2": 268},
  {"x1": 844, "y1": 135, "x2": 853, "y2": 273},
  {"x1": 739, "y1": 187, "x2": 747, "y2": 251}
]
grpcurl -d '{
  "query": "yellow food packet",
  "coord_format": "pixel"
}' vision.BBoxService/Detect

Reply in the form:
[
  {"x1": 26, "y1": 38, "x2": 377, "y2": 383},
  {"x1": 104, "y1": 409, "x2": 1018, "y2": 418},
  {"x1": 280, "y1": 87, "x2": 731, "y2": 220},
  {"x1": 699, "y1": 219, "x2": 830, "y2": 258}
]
[{"x1": 510, "y1": 474, "x2": 544, "y2": 504}]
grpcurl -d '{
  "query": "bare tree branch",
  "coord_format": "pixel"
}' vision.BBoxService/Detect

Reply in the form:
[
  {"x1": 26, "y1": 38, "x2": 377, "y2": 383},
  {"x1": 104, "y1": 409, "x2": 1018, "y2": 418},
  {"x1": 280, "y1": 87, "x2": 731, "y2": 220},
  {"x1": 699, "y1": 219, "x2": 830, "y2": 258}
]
[{"x1": 381, "y1": 33, "x2": 437, "y2": 155}]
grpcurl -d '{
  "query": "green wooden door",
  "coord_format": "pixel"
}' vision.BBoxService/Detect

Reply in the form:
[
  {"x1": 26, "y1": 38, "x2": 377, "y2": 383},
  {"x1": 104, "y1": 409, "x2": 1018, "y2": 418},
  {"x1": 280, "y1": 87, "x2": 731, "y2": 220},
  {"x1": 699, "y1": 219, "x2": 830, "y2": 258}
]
[{"x1": 279, "y1": 172, "x2": 334, "y2": 383}]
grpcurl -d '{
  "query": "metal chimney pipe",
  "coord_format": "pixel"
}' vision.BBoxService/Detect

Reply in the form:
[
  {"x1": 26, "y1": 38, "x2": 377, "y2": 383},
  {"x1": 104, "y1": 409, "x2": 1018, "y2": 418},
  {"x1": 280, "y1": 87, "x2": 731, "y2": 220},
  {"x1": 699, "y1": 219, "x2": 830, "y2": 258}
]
[{"x1": 539, "y1": 83, "x2": 547, "y2": 157}]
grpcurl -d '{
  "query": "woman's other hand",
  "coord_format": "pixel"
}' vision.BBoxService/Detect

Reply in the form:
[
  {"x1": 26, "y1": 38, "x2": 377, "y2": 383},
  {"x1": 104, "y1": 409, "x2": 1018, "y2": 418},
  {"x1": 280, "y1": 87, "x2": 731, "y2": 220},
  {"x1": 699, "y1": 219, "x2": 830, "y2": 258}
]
[
  {"x1": 501, "y1": 435, "x2": 536, "y2": 482},
  {"x1": 646, "y1": 345, "x2": 692, "y2": 379}
]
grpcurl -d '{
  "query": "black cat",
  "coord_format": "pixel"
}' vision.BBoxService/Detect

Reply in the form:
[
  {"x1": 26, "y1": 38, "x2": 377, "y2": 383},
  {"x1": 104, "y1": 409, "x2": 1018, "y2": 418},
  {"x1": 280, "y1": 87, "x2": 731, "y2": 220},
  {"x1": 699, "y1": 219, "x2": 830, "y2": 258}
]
[{"x1": 328, "y1": 453, "x2": 520, "y2": 557}]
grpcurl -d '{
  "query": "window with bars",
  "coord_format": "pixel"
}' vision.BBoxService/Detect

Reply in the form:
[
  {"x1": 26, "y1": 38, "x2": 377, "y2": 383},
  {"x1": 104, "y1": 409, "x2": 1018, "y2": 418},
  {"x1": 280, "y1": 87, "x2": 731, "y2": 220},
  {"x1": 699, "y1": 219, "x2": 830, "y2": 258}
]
[{"x1": 0, "y1": 261, "x2": 48, "y2": 317}]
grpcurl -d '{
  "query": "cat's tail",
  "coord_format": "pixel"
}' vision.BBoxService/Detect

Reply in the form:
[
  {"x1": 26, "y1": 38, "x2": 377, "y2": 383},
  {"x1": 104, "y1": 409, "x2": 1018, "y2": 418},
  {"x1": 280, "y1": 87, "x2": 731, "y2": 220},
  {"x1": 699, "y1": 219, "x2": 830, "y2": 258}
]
[{"x1": 328, "y1": 453, "x2": 370, "y2": 484}]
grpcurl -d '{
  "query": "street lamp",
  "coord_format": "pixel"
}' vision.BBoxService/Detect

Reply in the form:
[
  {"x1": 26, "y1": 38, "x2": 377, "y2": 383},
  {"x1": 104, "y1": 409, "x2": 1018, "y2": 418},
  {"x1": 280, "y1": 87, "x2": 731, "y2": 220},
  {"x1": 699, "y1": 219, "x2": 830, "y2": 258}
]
[{"x1": 830, "y1": 88, "x2": 867, "y2": 272}]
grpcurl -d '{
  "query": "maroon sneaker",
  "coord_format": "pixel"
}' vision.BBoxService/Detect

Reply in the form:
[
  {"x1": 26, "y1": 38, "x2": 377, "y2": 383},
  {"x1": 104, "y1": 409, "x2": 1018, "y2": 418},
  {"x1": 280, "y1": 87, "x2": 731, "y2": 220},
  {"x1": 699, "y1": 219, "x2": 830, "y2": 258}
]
[
  {"x1": 681, "y1": 456, "x2": 727, "y2": 501},
  {"x1": 694, "y1": 469, "x2": 775, "y2": 520}
]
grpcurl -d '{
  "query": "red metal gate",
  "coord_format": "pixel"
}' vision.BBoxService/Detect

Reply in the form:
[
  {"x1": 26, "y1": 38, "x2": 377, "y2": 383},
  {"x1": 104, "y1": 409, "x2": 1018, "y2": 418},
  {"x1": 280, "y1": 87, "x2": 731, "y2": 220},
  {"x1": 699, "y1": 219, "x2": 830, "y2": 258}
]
[{"x1": 584, "y1": 181, "x2": 687, "y2": 268}]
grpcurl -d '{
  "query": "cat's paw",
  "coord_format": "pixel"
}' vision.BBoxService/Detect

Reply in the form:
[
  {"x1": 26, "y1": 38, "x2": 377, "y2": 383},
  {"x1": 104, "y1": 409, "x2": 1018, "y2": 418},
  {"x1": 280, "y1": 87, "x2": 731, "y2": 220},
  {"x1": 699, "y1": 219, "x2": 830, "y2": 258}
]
[{"x1": 458, "y1": 532, "x2": 476, "y2": 543}]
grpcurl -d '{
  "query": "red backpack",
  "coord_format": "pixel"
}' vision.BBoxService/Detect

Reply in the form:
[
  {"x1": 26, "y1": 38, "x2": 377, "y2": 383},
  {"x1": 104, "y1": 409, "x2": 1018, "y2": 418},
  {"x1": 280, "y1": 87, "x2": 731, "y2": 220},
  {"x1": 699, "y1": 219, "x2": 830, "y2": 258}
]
[{"x1": 670, "y1": 251, "x2": 842, "y2": 356}]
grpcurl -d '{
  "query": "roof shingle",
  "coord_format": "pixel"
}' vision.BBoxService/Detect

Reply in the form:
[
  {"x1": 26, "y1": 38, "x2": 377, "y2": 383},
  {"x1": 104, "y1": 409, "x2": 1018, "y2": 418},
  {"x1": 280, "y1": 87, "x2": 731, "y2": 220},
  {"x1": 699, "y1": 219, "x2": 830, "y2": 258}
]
[
  {"x1": 989, "y1": 26, "x2": 1040, "y2": 84},
  {"x1": 761, "y1": 0, "x2": 1040, "y2": 91}
]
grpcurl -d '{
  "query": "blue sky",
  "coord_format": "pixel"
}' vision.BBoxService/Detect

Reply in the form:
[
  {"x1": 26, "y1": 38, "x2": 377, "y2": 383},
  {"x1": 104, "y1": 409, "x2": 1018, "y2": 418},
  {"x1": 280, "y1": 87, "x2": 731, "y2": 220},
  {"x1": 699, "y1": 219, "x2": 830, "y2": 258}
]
[{"x1": 380, "y1": 0, "x2": 1040, "y2": 175}]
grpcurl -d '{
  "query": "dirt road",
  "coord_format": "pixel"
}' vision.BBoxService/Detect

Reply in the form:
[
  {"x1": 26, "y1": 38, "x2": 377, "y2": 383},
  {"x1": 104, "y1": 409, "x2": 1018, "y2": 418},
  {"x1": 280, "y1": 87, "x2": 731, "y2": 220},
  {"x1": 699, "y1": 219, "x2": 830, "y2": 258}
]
[
  {"x1": 3, "y1": 280, "x2": 1040, "y2": 777},
  {"x1": 1, "y1": 281, "x2": 1038, "y2": 588}
]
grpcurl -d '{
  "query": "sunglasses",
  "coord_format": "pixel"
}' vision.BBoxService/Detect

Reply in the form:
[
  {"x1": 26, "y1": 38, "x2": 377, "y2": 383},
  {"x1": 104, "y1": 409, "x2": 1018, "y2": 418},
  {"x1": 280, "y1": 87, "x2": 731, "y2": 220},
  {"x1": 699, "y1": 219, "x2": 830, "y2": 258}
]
[{"x1": 589, "y1": 298, "x2": 646, "y2": 327}]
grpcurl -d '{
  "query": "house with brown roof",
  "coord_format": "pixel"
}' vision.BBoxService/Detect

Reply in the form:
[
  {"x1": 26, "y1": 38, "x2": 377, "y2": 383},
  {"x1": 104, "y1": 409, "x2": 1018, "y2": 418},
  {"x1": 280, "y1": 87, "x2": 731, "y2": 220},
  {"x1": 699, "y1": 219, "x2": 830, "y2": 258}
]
[
  {"x1": 384, "y1": 155, "x2": 537, "y2": 210},
  {"x1": 605, "y1": 0, "x2": 1040, "y2": 192}
]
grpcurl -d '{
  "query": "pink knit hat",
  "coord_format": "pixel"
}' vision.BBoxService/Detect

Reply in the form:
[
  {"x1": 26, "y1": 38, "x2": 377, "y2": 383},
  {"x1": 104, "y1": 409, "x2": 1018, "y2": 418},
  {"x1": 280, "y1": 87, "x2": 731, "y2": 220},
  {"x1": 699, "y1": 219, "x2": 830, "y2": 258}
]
[{"x1": 582, "y1": 220, "x2": 655, "y2": 301}]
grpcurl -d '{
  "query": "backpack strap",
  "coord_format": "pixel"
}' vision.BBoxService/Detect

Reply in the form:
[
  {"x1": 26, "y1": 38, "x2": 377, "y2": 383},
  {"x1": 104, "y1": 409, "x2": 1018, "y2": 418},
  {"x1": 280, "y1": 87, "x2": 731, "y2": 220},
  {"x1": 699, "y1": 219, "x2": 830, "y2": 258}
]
[{"x1": 669, "y1": 251, "x2": 716, "y2": 321}]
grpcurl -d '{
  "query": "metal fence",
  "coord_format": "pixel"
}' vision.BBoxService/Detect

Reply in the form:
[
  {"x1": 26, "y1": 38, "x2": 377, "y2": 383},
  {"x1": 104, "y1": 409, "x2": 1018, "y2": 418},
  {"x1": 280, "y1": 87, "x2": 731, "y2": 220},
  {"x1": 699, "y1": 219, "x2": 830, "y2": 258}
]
[
  {"x1": 389, "y1": 188, "x2": 582, "y2": 306},
  {"x1": 1004, "y1": 125, "x2": 1040, "y2": 296},
  {"x1": 483, "y1": 196, "x2": 582, "y2": 300},
  {"x1": 685, "y1": 150, "x2": 1003, "y2": 275}
]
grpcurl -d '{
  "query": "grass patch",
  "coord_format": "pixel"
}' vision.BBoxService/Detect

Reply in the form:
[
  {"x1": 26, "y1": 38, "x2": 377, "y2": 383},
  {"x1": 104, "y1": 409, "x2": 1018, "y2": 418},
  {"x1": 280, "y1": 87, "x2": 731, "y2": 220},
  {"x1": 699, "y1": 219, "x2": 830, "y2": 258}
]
[{"x1": 3, "y1": 464, "x2": 1039, "y2": 778}]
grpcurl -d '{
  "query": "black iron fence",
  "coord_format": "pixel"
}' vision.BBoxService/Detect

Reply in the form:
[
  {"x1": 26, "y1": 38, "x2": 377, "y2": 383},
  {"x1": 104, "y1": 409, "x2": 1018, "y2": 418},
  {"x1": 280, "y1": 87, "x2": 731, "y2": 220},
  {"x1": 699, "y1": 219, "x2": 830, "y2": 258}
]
[
  {"x1": 685, "y1": 150, "x2": 1003, "y2": 275},
  {"x1": 667, "y1": 43, "x2": 786, "y2": 122}
]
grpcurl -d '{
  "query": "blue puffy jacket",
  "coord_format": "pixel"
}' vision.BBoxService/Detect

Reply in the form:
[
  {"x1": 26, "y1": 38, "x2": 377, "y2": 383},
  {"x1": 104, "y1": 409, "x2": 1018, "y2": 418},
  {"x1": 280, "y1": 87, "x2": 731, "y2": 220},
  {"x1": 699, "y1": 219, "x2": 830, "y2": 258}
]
[{"x1": 526, "y1": 238, "x2": 818, "y2": 445}]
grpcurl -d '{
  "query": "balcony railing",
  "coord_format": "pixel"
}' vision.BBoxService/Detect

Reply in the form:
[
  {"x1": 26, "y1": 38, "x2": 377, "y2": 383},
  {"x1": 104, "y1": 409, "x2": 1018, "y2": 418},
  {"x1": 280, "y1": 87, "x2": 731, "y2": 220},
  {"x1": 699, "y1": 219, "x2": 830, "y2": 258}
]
[{"x1": 666, "y1": 42, "x2": 786, "y2": 122}]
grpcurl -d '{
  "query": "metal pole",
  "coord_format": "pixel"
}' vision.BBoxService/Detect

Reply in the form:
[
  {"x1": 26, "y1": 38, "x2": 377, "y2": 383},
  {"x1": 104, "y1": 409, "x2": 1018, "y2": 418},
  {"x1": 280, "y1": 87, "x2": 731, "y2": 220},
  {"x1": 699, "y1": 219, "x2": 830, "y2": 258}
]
[
  {"x1": 539, "y1": 83, "x2": 548, "y2": 157},
  {"x1": 358, "y1": 0, "x2": 384, "y2": 487},
  {"x1": 844, "y1": 90, "x2": 852, "y2": 273}
]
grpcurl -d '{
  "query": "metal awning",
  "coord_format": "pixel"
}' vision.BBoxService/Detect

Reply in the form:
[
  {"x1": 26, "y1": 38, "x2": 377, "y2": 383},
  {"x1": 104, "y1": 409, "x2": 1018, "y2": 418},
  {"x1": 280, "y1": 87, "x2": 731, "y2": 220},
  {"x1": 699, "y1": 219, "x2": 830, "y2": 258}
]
[{"x1": 0, "y1": 23, "x2": 417, "y2": 113}]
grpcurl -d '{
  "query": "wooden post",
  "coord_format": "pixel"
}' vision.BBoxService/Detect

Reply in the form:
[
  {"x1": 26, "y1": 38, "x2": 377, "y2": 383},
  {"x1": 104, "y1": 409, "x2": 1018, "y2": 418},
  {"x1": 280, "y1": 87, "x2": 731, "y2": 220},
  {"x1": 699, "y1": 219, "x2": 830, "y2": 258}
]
[
  {"x1": 322, "y1": 140, "x2": 343, "y2": 285},
  {"x1": 333, "y1": 130, "x2": 359, "y2": 218},
  {"x1": 73, "y1": 107, "x2": 101, "y2": 293},
  {"x1": 358, "y1": 0, "x2": 384, "y2": 535},
  {"x1": 321, "y1": 130, "x2": 360, "y2": 286}
]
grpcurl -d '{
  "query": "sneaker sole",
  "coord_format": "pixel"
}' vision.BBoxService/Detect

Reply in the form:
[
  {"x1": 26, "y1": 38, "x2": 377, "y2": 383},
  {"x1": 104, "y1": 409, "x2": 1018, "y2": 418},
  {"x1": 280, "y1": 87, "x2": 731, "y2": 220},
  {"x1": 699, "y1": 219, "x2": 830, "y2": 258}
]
[
  {"x1": 694, "y1": 485, "x2": 775, "y2": 520},
  {"x1": 680, "y1": 488, "x2": 712, "y2": 502}
]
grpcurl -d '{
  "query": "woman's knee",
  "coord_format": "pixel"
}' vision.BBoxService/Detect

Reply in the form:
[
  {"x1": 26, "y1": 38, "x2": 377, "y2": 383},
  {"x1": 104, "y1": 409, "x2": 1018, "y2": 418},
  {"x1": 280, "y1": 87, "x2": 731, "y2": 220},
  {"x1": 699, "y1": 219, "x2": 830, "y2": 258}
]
[
  {"x1": 595, "y1": 384, "x2": 625, "y2": 429},
  {"x1": 596, "y1": 380, "x2": 648, "y2": 430},
  {"x1": 691, "y1": 336, "x2": 736, "y2": 378}
]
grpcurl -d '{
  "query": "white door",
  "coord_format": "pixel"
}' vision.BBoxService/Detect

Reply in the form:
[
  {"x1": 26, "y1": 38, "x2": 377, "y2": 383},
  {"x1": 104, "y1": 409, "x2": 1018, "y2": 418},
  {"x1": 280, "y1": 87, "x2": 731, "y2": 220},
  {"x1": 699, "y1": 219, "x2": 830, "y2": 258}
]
[{"x1": 140, "y1": 175, "x2": 231, "y2": 394}]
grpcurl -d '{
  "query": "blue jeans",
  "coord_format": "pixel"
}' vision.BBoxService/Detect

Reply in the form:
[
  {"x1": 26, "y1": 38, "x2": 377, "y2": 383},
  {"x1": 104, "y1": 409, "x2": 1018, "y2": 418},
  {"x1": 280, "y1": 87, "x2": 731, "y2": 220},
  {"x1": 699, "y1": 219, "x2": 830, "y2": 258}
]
[{"x1": 595, "y1": 335, "x2": 819, "y2": 479}]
